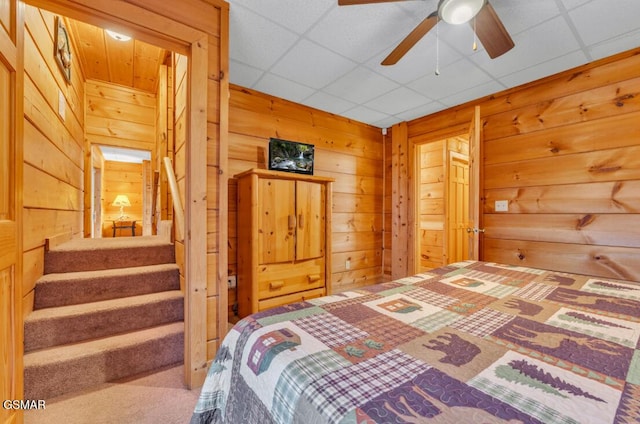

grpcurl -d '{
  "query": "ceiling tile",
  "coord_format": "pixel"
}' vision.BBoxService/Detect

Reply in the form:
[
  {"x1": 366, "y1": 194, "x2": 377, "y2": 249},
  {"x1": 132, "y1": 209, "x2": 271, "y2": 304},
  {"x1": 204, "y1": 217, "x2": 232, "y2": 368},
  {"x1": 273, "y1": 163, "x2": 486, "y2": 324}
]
[
  {"x1": 409, "y1": 57, "x2": 492, "y2": 100},
  {"x1": 365, "y1": 87, "x2": 433, "y2": 115},
  {"x1": 588, "y1": 28, "x2": 640, "y2": 60},
  {"x1": 228, "y1": 5, "x2": 299, "y2": 69},
  {"x1": 569, "y1": 0, "x2": 640, "y2": 46},
  {"x1": 470, "y1": 16, "x2": 581, "y2": 78},
  {"x1": 307, "y1": 2, "x2": 427, "y2": 63},
  {"x1": 341, "y1": 105, "x2": 391, "y2": 125},
  {"x1": 324, "y1": 66, "x2": 400, "y2": 104},
  {"x1": 303, "y1": 91, "x2": 356, "y2": 116},
  {"x1": 395, "y1": 101, "x2": 445, "y2": 123},
  {"x1": 229, "y1": 60, "x2": 264, "y2": 88},
  {"x1": 439, "y1": 80, "x2": 505, "y2": 107},
  {"x1": 253, "y1": 73, "x2": 316, "y2": 103},
  {"x1": 370, "y1": 31, "x2": 463, "y2": 84},
  {"x1": 270, "y1": 39, "x2": 357, "y2": 89},
  {"x1": 227, "y1": 0, "x2": 332, "y2": 35},
  {"x1": 489, "y1": 0, "x2": 561, "y2": 35}
]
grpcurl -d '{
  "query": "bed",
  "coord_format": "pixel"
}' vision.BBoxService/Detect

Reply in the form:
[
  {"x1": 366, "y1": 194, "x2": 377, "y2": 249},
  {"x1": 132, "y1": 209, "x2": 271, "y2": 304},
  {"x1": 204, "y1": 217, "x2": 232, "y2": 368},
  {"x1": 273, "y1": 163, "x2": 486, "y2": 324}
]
[{"x1": 190, "y1": 260, "x2": 640, "y2": 424}]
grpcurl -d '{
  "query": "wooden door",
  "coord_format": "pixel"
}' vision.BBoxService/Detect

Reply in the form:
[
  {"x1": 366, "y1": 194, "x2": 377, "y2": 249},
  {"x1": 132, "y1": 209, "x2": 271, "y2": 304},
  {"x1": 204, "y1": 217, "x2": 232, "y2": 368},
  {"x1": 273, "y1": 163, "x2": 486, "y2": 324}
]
[
  {"x1": 467, "y1": 106, "x2": 482, "y2": 260},
  {"x1": 258, "y1": 178, "x2": 295, "y2": 264},
  {"x1": 447, "y1": 152, "x2": 470, "y2": 263},
  {"x1": 1, "y1": 0, "x2": 23, "y2": 423},
  {"x1": 295, "y1": 181, "x2": 324, "y2": 260}
]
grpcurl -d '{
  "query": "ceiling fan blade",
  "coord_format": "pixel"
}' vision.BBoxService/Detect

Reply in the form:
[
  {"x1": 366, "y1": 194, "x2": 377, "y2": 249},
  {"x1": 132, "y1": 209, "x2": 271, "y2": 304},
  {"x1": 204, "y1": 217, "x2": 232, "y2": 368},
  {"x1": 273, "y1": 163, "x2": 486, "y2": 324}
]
[
  {"x1": 382, "y1": 12, "x2": 438, "y2": 66},
  {"x1": 338, "y1": 0, "x2": 408, "y2": 5},
  {"x1": 473, "y1": 2, "x2": 514, "y2": 59}
]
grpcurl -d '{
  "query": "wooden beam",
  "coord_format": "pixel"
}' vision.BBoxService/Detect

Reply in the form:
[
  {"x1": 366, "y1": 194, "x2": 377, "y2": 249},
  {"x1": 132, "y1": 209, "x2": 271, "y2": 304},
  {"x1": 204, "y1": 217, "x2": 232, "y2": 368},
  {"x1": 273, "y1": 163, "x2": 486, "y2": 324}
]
[{"x1": 391, "y1": 122, "x2": 409, "y2": 279}]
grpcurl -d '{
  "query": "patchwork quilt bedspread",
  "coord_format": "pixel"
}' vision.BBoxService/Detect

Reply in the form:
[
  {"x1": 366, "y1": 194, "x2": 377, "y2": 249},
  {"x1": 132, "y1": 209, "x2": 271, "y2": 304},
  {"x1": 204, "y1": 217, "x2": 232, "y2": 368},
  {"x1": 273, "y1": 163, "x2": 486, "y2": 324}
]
[{"x1": 191, "y1": 261, "x2": 640, "y2": 423}]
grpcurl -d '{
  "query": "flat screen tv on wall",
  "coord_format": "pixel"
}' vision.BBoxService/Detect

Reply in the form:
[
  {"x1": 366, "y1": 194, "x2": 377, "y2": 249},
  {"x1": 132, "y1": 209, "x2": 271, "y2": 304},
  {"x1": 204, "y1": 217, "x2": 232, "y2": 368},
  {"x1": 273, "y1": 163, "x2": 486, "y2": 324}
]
[{"x1": 268, "y1": 138, "x2": 314, "y2": 175}]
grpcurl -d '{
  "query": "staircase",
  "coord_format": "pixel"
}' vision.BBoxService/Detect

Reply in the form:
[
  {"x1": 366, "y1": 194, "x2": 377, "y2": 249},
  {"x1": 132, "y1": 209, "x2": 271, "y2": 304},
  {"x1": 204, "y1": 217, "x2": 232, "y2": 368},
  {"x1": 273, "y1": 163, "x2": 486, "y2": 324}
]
[{"x1": 23, "y1": 236, "x2": 184, "y2": 400}]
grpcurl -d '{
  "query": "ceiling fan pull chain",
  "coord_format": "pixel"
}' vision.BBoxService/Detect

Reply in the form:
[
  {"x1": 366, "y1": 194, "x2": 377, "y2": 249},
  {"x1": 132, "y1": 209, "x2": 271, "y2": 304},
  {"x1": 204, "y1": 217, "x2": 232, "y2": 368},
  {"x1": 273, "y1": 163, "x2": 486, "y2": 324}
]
[
  {"x1": 472, "y1": 16, "x2": 478, "y2": 51},
  {"x1": 435, "y1": 16, "x2": 440, "y2": 76}
]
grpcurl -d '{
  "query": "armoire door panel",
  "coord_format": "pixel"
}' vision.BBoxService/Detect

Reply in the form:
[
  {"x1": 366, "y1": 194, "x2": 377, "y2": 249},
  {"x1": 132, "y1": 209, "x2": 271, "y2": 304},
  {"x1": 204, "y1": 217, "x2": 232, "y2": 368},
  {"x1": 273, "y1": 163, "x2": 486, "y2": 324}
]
[
  {"x1": 295, "y1": 181, "x2": 324, "y2": 260},
  {"x1": 258, "y1": 178, "x2": 295, "y2": 264}
]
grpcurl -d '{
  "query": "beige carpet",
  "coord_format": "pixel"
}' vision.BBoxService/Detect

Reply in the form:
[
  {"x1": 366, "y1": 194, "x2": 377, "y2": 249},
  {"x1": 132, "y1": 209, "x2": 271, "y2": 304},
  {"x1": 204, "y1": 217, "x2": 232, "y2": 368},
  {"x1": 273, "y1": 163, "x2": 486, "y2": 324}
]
[{"x1": 24, "y1": 365, "x2": 200, "y2": 424}]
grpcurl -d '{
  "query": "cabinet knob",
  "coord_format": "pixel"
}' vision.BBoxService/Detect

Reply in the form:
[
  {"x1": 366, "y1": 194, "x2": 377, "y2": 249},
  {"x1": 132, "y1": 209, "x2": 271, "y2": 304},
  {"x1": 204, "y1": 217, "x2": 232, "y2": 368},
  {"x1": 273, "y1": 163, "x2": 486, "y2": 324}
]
[
  {"x1": 308, "y1": 274, "x2": 321, "y2": 283},
  {"x1": 288, "y1": 215, "x2": 296, "y2": 230},
  {"x1": 269, "y1": 281, "x2": 285, "y2": 290}
]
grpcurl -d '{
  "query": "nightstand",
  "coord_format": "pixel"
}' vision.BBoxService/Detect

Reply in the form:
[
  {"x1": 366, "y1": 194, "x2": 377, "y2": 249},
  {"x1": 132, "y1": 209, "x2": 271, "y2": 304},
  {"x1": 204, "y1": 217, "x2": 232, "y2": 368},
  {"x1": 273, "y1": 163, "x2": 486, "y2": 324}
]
[{"x1": 112, "y1": 220, "x2": 136, "y2": 237}]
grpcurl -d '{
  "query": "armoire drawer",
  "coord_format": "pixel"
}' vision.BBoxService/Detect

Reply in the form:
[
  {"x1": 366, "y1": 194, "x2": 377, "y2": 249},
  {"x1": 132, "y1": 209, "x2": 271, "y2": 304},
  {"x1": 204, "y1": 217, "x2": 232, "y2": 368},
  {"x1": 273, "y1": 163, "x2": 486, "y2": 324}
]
[
  {"x1": 258, "y1": 287, "x2": 326, "y2": 311},
  {"x1": 257, "y1": 259, "x2": 324, "y2": 300}
]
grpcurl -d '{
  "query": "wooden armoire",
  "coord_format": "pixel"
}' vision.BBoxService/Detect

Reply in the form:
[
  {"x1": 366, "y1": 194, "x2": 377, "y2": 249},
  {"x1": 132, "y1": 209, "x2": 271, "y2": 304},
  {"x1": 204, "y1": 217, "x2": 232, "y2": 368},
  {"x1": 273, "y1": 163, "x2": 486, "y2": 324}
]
[{"x1": 236, "y1": 169, "x2": 334, "y2": 316}]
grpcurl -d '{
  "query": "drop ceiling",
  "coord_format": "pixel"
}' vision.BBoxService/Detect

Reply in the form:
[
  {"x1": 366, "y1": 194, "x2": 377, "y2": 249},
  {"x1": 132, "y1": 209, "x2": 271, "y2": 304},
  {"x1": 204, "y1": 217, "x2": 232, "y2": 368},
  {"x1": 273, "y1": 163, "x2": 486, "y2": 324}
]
[{"x1": 227, "y1": 0, "x2": 640, "y2": 128}]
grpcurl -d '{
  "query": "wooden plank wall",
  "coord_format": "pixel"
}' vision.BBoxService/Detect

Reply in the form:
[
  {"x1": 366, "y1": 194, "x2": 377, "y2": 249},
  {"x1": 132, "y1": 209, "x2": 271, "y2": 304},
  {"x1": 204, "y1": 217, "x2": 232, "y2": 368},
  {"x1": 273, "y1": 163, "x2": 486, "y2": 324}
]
[
  {"x1": 101, "y1": 161, "x2": 144, "y2": 236},
  {"x1": 85, "y1": 79, "x2": 156, "y2": 153},
  {"x1": 404, "y1": 48, "x2": 640, "y2": 282},
  {"x1": 22, "y1": 6, "x2": 85, "y2": 315},
  {"x1": 228, "y1": 85, "x2": 384, "y2": 320}
]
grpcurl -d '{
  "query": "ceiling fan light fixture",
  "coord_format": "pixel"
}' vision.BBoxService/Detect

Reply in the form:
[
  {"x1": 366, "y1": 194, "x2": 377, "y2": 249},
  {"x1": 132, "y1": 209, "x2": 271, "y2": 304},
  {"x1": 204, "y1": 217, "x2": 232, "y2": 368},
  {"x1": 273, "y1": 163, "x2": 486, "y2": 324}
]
[{"x1": 439, "y1": 0, "x2": 485, "y2": 25}]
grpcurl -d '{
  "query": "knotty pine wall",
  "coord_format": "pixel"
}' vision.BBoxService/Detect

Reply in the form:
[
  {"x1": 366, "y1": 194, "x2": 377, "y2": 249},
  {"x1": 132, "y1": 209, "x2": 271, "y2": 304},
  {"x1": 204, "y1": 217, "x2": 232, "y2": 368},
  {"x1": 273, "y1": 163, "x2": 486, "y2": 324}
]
[
  {"x1": 22, "y1": 7, "x2": 85, "y2": 315},
  {"x1": 85, "y1": 80, "x2": 156, "y2": 154},
  {"x1": 402, "y1": 48, "x2": 640, "y2": 282},
  {"x1": 228, "y1": 85, "x2": 385, "y2": 319}
]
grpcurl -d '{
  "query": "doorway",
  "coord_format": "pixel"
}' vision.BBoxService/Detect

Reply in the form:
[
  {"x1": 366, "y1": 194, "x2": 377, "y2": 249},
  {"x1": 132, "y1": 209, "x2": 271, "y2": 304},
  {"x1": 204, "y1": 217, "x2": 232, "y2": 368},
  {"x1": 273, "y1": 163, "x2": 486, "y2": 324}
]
[
  {"x1": 416, "y1": 135, "x2": 470, "y2": 271},
  {"x1": 23, "y1": 0, "x2": 217, "y2": 388},
  {"x1": 92, "y1": 146, "x2": 153, "y2": 238}
]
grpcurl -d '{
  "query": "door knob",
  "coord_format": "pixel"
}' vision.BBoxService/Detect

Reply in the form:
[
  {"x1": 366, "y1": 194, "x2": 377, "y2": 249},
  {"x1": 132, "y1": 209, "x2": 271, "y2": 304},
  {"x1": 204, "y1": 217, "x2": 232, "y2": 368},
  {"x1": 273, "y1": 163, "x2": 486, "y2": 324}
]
[{"x1": 466, "y1": 228, "x2": 485, "y2": 233}]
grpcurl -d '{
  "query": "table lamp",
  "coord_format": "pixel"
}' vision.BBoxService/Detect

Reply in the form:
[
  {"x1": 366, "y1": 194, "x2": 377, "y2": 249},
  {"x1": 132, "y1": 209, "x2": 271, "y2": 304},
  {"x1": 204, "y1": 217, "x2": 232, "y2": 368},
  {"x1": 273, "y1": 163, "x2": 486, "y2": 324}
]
[{"x1": 112, "y1": 194, "x2": 131, "y2": 220}]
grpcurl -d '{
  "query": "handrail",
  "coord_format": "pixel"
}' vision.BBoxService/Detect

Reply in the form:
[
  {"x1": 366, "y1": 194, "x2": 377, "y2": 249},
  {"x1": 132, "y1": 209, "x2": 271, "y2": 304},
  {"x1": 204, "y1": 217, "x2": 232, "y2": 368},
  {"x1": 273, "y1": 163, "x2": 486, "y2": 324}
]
[{"x1": 163, "y1": 157, "x2": 185, "y2": 241}]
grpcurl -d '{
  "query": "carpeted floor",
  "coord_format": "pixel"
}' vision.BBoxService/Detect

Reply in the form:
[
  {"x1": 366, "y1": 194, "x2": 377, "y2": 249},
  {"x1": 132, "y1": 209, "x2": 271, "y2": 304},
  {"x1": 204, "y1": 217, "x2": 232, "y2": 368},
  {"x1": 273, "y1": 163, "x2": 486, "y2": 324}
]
[{"x1": 24, "y1": 364, "x2": 200, "y2": 424}]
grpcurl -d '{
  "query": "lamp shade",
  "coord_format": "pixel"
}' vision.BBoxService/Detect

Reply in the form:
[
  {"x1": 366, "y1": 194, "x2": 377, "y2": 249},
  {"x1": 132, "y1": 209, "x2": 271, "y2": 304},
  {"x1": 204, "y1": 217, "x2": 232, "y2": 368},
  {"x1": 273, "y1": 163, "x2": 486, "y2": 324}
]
[
  {"x1": 112, "y1": 194, "x2": 131, "y2": 207},
  {"x1": 439, "y1": 0, "x2": 485, "y2": 25}
]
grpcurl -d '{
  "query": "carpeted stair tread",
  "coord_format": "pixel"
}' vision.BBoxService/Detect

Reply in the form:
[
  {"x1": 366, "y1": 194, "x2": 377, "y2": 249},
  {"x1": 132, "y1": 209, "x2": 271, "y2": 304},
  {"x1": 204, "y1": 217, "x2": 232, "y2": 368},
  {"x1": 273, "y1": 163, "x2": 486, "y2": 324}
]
[
  {"x1": 24, "y1": 290, "x2": 184, "y2": 352},
  {"x1": 45, "y1": 236, "x2": 175, "y2": 273},
  {"x1": 34, "y1": 263, "x2": 180, "y2": 308},
  {"x1": 24, "y1": 322, "x2": 184, "y2": 400}
]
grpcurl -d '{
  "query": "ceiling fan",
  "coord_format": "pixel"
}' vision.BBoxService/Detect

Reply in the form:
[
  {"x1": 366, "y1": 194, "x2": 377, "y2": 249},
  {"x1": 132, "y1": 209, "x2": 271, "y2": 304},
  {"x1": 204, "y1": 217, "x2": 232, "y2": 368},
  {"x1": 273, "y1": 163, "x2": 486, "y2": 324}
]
[{"x1": 338, "y1": 0, "x2": 515, "y2": 65}]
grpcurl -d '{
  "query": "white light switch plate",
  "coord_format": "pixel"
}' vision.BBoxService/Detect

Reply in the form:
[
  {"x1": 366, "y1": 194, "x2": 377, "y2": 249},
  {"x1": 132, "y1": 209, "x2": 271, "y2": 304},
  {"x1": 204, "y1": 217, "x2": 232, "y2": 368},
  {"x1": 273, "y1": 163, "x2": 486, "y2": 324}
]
[
  {"x1": 495, "y1": 200, "x2": 509, "y2": 212},
  {"x1": 58, "y1": 90, "x2": 66, "y2": 121}
]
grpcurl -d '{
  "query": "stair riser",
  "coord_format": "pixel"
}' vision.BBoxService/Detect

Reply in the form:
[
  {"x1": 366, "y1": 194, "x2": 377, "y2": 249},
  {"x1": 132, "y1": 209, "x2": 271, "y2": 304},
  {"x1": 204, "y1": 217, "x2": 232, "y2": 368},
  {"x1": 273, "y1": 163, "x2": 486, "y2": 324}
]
[
  {"x1": 45, "y1": 245, "x2": 175, "y2": 273},
  {"x1": 25, "y1": 297, "x2": 184, "y2": 352},
  {"x1": 34, "y1": 268, "x2": 179, "y2": 309},
  {"x1": 24, "y1": 330, "x2": 184, "y2": 400}
]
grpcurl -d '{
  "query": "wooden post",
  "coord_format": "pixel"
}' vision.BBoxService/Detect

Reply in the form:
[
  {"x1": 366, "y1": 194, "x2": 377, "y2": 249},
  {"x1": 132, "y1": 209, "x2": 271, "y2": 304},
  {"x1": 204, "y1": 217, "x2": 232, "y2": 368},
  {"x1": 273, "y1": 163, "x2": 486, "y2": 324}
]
[{"x1": 391, "y1": 122, "x2": 409, "y2": 279}]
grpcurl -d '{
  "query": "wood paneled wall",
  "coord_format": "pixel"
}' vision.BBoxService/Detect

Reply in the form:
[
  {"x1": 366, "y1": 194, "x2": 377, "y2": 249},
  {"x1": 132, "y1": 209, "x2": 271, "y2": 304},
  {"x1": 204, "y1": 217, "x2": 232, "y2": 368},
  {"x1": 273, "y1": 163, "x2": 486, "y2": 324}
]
[
  {"x1": 401, "y1": 48, "x2": 640, "y2": 282},
  {"x1": 101, "y1": 161, "x2": 144, "y2": 236},
  {"x1": 228, "y1": 85, "x2": 384, "y2": 319},
  {"x1": 85, "y1": 79, "x2": 156, "y2": 153},
  {"x1": 22, "y1": 6, "x2": 85, "y2": 314}
]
